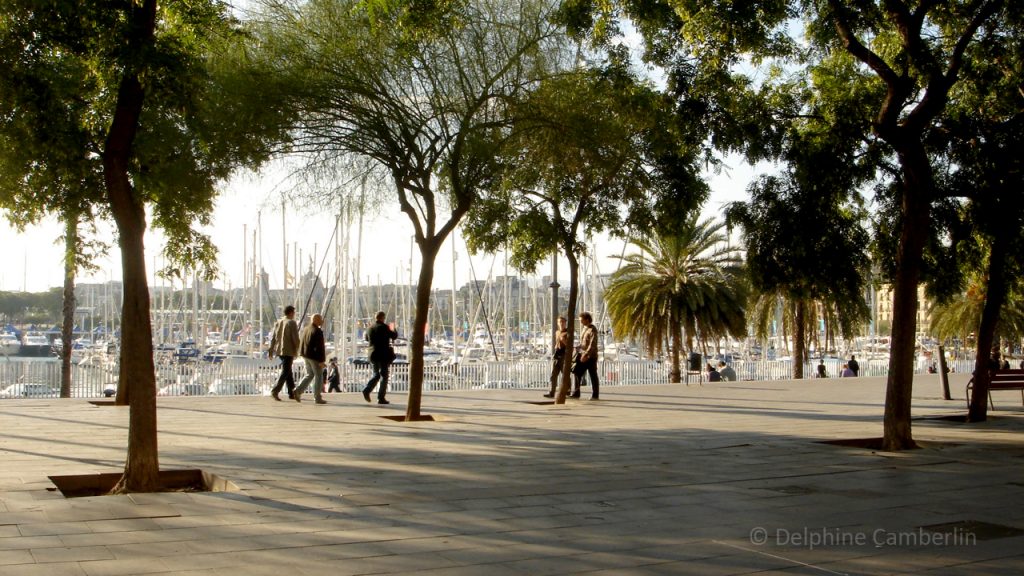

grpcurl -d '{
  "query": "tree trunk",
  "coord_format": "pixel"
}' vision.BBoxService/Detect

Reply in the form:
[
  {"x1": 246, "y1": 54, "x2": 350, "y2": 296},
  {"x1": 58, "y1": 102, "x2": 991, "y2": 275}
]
[
  {"x1": 882, "y1": 148, "x2": 931, "y2": 451},
  {"x1": 106, "y1": 0, "x2": 160, "y2": 494},
  {"x1": 968, "y1": 232, "x2": 1009, "y2": 422},
  {"x1": 938, "y1": 344, "x2": 951, "y2": 401},
  {"x1": 60, "y1": 215, "x2": 77, "y2": 398},
  {"x1": 555, "y1": 249, "x2": 579, "y2": 404},
  {"x1": 405, "y1": 240, "x2": 439, "y2": 420},
  {"x1": 793, "y1": 300, "x2": 805, "y2": 379},
  {"x1": 668, "y1": 307, "x2": 681, "y2": 383}
]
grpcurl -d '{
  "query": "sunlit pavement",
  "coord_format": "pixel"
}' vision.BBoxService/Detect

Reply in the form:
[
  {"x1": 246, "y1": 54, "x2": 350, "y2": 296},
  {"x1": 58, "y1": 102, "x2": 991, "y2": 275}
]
[{"x1": 1, "y1": 373, "x2": 1023, "y2": 575}]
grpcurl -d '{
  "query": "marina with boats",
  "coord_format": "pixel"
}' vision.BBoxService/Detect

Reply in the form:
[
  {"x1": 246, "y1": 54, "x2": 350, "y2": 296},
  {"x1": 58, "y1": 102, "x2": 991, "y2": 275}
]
[{"x1": 0, "y1": 218, "x2": 983, "y2": 398}]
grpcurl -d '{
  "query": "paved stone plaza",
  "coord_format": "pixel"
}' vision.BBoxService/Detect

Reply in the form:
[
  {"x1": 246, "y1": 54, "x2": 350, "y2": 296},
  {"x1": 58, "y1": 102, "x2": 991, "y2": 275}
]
[{"x1": 1, "y1": 373, "x2": 1023, "y2": 575}]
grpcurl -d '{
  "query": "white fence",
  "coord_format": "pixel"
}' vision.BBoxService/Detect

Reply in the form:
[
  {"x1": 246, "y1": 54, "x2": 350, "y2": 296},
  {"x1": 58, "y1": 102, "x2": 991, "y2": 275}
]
[{"x1": 0, "y1": 355, "x2": 979, "y2": 399}]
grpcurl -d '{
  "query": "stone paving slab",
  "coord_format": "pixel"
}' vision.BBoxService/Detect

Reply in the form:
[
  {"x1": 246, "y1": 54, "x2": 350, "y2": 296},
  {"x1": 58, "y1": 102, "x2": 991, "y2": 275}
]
[{"x1": 1, "y1": 373, "x2": 1023, "y2": 575}]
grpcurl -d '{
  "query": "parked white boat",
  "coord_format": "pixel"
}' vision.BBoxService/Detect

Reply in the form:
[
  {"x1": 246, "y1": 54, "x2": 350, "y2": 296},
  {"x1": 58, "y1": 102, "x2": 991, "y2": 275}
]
[
  {"x1": 0, "y1": 332, "x2": 20, "y2": 356},
  {"x1": 19, "y1": 332, "x2": 51, "y2": 357}
]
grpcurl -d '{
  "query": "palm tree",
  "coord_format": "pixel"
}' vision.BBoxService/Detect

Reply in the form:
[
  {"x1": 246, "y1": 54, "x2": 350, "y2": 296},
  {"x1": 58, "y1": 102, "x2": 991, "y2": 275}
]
[
  {"x1": 930, "y1": 276, "x2": 1024, "y2": 350},
  {"x1": 747, "y1": 289, "x2": 865, "y2": 374},
  {"x1": 605, "y1": 214, "x2": 747, "y2": 382}
]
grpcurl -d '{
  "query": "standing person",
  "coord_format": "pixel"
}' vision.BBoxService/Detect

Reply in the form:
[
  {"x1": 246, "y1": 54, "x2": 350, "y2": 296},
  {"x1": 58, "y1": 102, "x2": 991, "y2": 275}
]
[
  {"x1": 817, "y1": 359, "x2": 827, "y2": 378},
  {"x1": 363, "y1": 311, "x2": 398, "y2": 405},
  {"x1": 268, "y1": 305, "x2": 299, "y2": 401},
  {"x1": 326, "y1": 357, "x2": 341, "y2": 393},
  {"x1": 294, "y1": 314, "x2": 327, "y2": 404},
  {"x1": 570, "y1": 311, "x2": 600, "y2": 400},
  {"x1": 543, "y1": 316, "x2": 569, "y2": 398},
  {"x1": 718, "y1": 360, "x2": 736, "y2": 382},
  {"x1": 848, "y1": 354, "x2": 860, "y2": 377}
]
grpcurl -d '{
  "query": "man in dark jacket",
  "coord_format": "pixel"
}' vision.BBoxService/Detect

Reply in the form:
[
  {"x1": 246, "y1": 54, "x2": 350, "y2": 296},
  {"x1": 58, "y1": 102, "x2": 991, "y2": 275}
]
[
  {"x1": 363, "y1": 311, "x2": 398, "y2": 405},
  {"x1": 294, "y1": 314, "x2": 327, "y2": 404}
]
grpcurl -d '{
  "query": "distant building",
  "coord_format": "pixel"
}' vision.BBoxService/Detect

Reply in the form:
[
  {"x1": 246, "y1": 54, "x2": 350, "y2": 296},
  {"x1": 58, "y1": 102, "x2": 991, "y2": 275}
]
[{"x1": 873, "y1": 284, "x2": 933, "y2": 336}]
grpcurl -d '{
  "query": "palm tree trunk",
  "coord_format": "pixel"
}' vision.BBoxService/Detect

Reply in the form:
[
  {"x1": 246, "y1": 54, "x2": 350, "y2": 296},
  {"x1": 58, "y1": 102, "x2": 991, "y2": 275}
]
[
  {"x1": 669, "y1": 307, "x2": 681, "y2": 383},
  {"x1": 793, "y1": 300, "x2": 805, "y2": 379}
]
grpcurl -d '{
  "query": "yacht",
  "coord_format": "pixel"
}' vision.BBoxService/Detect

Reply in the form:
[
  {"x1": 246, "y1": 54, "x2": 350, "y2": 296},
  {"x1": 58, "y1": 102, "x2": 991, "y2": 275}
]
[
  {"x1": 19, "y1": 332, "x2": 51, "y2": 357},
  {"x1": 0, "y1": 332, "x2": 20, "y2": 356}
]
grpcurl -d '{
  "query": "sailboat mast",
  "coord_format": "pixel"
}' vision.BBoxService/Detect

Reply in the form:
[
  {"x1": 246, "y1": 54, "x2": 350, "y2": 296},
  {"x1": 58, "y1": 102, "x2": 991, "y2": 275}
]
[
  {"x1": 451, "y1": 236, "x2": 458, "y2": 363},
  {"x1": 257, "y1": 210, "x2": 263, "y2": 348},
  {"x1": 282, "y1": 202, "x2": 287, "y2": 312},
  {"x1": 352, "y1": 185, "x2": 364, "y2": 350}
]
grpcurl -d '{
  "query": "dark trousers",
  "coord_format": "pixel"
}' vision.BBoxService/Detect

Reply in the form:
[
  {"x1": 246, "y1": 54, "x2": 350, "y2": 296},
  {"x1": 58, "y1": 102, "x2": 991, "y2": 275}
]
[
  {"x1": 364, "y1": 359, "x2": 390, "y2": 400},
  {"x1": 573, "y1": 358, "x2": 600, "y2": 398},
  {"x1": 548, "y1": 355, "x2": 565, "y2": 394},
  {"x1": 272, "y1": 355, "x2": 296, "y2": 398}
]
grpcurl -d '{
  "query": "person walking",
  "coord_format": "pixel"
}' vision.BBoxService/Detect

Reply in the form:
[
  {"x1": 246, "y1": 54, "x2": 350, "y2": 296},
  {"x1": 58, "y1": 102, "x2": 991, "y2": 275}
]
[
  {"x1": 363, "y1": 311, "x2": 398, "y2": 405},
  {"x1": 570, "y1": 311, "x2": 600, "y2": 400},
  {"x1": 543, "y1": 316, "x2": 569, "y2": 398},
  {"x1": 848, "y1": 354, "x2": 860, "y2": 377},
  {"x1": 294, "y1": 314, "x2": 327, "y2": 404},
  {"x1": 326, "y1": 357, "x2": 341, "y2": 393},
  {"x1": 268, "y1": 305, "x2": 299, "y2": 401}
]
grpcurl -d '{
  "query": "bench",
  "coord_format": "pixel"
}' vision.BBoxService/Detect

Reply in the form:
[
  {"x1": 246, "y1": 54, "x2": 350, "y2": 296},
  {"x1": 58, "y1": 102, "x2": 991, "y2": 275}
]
[{"x1": 966, "y1": 369, "x2": 1024, "y2": 410}]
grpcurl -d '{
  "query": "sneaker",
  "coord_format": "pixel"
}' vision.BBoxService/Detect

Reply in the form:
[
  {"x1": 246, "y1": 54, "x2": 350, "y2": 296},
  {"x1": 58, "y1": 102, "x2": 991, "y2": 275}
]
[
  {"x1": 294, "y1": 394, "x2": 302, "y2": 403},
  {"x1": 272, "y1": 391, "x2": 281, "y2": 401},
  {"x1": 569, "y1": 391, "x2": 581, "y2": 399},
  {"x1": 315, "y1": 399, "x2": 327, "y2": 405},
  {"x1": 377, "y1": 399, "x2": 390, "y2": 405},
  {"x1": 362, "y1": 390, "x2": 371, "y2": 403},
  {"x1": 542, "y1": 393, "x2": 554, "y2": 398}
]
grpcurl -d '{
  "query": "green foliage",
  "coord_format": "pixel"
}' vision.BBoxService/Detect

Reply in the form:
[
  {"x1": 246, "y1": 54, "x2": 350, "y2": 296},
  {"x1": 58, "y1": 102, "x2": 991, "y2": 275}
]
[
  {"x1": 605, "y1": 214, "x2": 747, "y2": 358},
  {"x1": 558, "y1": 0, "x2": 796, "y2": 164},
  {"x1": 930, "y1": 278, "x2": 1024, "y2": 343},
  {"x1": 465, "y1": 61, "x2": 706, "y2": 272},
  {"x1": 725, "y1": 114, "x2": 873, "y2": 344},
  {"x1": 0, "y1": 289, "x2": 63, "y2": 323},
  {"x1": 0, "y1": 0, "x2": 288, "y2": 279}
]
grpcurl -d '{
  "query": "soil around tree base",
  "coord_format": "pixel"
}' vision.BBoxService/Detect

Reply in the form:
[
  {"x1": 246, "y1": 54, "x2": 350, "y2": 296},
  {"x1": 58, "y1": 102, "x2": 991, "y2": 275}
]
[
  {"x1": 817, "y1": 437, "x2": 928, "y2": 452},
  {"x1": 381, "y1": 415, "x2": 437, "y2": 422},
  {"x1": 49, "y1": 469, "x2": 238, "y2": 498}
]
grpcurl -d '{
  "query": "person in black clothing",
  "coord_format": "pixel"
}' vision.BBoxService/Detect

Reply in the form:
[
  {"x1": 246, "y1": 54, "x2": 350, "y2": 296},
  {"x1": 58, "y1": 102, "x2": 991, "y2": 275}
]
[
  {"x1": 706, "y1": 363, "x2": 721, "y2": 382},
  {"x1": 848, "y1": 355, "x2": 860, "y2": 377},
  {"x1": 327, "y1": 358, "x2": 341, "y2": 393},
  {"x1": 363, "y1": 311, "x2": 398, "y2": 404}
]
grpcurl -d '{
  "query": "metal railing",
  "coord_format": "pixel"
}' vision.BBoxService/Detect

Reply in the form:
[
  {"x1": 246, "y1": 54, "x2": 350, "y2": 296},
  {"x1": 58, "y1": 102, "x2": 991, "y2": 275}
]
[{"x1": 0, "y1": 355, "x2": 978, "y2": 399}]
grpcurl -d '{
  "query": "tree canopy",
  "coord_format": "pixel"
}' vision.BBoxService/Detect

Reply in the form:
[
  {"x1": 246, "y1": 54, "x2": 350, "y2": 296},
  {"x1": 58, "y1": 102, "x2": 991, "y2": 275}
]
[
  {"x1": 605, "y1": 215, "x2": 747, "y2": 382},
  {"x1": 0, "y1": 0, "x2": 292, "y2": 492},
  {"x1": 242, "y1": 0, "x2": 572, "y2": 418}
]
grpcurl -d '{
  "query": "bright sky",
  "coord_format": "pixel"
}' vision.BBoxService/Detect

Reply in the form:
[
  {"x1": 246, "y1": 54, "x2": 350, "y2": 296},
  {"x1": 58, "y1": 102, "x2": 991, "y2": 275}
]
[{"x1": 0, "y1": 158, "x2": 758, "y2": 294}]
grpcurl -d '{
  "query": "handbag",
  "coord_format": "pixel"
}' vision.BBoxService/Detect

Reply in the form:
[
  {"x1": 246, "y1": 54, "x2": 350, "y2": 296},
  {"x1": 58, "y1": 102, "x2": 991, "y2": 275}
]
[
  {"x1": 570, "y1": 352, "x2": 587, "y2": 381},
  {"x1": 387, "y1": 346, "x2": 397, "y2": 363}
]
